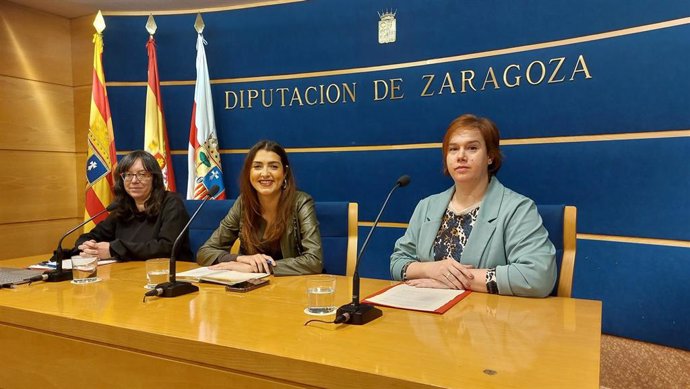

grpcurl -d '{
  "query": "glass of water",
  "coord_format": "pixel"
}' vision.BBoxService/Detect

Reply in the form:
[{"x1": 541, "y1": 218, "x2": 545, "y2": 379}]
[
  {"x1": 145, "y1": 258, "x2": 170, "y2": 289},
  {"x1": 71, "y1": 256, "x2": 100, "y2": 284},
  {"x1": 305, "y1": 275, "x2": 336, "y2": 315}
]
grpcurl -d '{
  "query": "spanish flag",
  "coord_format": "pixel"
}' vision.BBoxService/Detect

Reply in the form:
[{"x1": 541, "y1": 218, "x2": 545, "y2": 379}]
[
  {"x1": 84, "y1": 23, "x2": 117, "y2": 232},
  {"x1": 187, "y1": 32, "x2": 226, "y2": 199},
  {"x1": 144, "y1": 35, "x2": 176, "y2": 191}
]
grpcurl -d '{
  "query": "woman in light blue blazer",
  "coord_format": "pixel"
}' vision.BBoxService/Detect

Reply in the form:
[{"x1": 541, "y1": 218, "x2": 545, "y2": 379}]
[{"x1": 390, "y1": 114, "x2": 557, "y2": 297}]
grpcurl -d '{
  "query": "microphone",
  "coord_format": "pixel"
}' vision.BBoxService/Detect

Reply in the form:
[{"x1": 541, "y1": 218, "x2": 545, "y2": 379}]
[
  {"x1": 40, "y1": 201, "x2": 119, "y2": 283},
  {"x1": 335, "y1": 175, "x2": 411, "y2": 325},
  {"x1": 148, "y1": 185, "x2": 219, "y2": 299}
]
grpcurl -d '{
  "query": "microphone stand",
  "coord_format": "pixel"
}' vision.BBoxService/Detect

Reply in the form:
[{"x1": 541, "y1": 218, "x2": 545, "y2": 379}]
[
  {"x1": 147, "y1": 186, "x2": 219, "y2": 298},
  {"x1": 46, "y1": 204, "x2": 115, "y2": 282},
  {"x1": 335, "y1": 176, "x2": 409, "y2": 325}
]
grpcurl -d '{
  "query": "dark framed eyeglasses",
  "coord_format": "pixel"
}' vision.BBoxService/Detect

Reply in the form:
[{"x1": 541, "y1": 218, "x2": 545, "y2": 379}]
[{"x1": 120, "y1": 172, "x2": 153, "y2": 182}]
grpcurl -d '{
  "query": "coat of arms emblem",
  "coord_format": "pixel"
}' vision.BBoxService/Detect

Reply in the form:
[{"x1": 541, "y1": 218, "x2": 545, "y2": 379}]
[{"x1": 378, "y1": 10, "x2": 396, "y2": 44}]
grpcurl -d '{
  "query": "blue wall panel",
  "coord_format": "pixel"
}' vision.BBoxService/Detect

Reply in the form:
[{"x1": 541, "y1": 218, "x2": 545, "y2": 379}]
[
  {"x1": 501, "y1": 138, "x2": 690, "y2": 241},
  {"x1": 357, "y1": 227, "x2": 400, "y2": 281},
  {"x1": 98, "y1": 1, "x2": 690, "y2": 349},
  {"x1": 108, "y1": 87, "x2": 146, "y2": 151},
  {"x1": 169, "y1": 139, "x2": 690, "y2": 243},
  {"x1": 109, "y1": 24, "x2": 690, "y2": 147},
  {"x1": 574, "y1": 240, "x2": 690, "y2": 350},
  {"x1": 103, "y1": 0, "x2": 690, "y2": 81}
]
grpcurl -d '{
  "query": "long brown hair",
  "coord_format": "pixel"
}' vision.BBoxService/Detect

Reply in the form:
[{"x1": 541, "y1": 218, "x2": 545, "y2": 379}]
[{"x1": 239, "y1": 140, "x2": 296, "y2": 254}]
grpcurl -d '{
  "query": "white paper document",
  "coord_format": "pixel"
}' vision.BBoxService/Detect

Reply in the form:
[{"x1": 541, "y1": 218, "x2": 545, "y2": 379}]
[
  {"x1": 364, "y1": 284, "x2": 467, "y2": 312},
  {"x1": 176, "y1": 267, "x2": 269, "y2": 286},
  {"x1": 29, "y1": 259, "x2": 117, "y2": 270}
]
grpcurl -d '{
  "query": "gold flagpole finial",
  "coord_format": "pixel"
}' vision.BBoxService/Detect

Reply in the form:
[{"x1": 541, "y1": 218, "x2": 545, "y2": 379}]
[
  {"x1": 194, "y1": 13, "x2": 205, "y2": 34},
  {"x1": 93, "y1": 10, "x2": 106, "y2": 33},
  {"x1": 146, "y1": 14, "x2": 158, "y2": 36}
]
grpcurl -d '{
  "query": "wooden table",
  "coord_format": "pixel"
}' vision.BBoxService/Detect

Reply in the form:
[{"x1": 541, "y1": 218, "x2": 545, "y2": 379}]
[{"x1": 0, "y1": 255, "x2": 601, "y2": 388}]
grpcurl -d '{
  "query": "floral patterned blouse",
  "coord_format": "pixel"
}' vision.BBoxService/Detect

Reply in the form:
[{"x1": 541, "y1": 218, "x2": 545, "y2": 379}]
[{"x1": 432, "y1": 204, "x2": 480, "y2": 261}]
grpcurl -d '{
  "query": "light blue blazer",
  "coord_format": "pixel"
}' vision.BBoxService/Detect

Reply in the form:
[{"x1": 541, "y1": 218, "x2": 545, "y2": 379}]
[{"x1": 390, "y1": 177, "x2": 557, "y2": 297}]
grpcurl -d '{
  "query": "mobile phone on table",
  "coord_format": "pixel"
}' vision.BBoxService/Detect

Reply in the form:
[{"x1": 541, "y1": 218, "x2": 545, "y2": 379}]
[{"x1": 225, "y1": 278, "x2": 269, "y2": 292}]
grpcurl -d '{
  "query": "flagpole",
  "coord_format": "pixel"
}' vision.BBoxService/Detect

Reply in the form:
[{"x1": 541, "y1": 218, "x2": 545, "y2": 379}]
[{"x1": 187, "y1": 13, "x2": 226, "y2": 200}]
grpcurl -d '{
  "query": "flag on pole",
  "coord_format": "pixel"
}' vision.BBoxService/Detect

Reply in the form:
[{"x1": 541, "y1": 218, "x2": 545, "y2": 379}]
[
  {"x1": 84, "y1": 13, "x2": 117, "y2": 232},
  {"x1": 187, "y1": 30, "x2": 226, "y2": 199},
  {"x1": 144, "y1": 34, "x2": 176, "y2": 191}
]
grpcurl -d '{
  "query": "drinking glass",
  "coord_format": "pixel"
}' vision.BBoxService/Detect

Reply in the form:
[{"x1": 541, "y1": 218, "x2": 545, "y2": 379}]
[
  {"x1": 305, "y1": 275, "x2": 336, "y2": 315},
  {"x1": 145, "y1": 258, "x2": 170, "y2": 289}
]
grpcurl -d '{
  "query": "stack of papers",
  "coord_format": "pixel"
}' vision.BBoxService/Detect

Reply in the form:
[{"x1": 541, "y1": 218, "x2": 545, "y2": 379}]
[
  {"x1": 176, "y1": 267, "x2": 269, "y2": 286},
  {"x1": 29, "y1": 259, "x2": 117, "y2": 270},
  {"x1": 362, "y1": 283, "x2": 471, "y2": 314}
]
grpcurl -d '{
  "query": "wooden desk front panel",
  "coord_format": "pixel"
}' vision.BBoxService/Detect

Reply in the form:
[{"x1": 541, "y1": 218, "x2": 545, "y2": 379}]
[
  {"x1": 0, "y1": 256, "x2": 601, "y2": 388},
  {"x1": 0, "y1": 323, "x2": 303, "y2": 388}
]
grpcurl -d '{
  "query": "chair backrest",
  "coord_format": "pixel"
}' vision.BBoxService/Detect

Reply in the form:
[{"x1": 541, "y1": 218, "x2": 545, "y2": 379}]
[
  {"x1": 183, "y1": 200, "x2": 358, "y2": 276},
  {"x1": 315, "y1": 202, "x2": 358, "y2": 276},
  {"x1": 184, "y1": 200, "x2": 235, "y2": 256},
  {"x1": 536, "y1": 205, "x2": 577, "y2": 297}
]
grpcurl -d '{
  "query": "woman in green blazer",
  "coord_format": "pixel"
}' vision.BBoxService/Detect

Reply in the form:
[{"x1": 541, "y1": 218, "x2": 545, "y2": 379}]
[
  {"x1": 390, "y1": 114, "x2": 556, "y2": 297},
  {"x1": 196, "y1": 140, "x2": 323, "y2": 276}
]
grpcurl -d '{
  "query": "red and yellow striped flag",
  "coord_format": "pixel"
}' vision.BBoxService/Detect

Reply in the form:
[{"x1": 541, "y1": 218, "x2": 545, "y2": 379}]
[
  {"x1": 144, "y1": 36, "x2": 176, "y2": 191},
  {"x1": 84, "y1": 30, "x2": 118, "y2": 231}
]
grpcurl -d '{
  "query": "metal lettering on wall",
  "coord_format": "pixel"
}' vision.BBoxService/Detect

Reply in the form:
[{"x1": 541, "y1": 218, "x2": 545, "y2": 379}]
[{"x1": 224, "y1": 55, "x2": 591, "y2": 110}]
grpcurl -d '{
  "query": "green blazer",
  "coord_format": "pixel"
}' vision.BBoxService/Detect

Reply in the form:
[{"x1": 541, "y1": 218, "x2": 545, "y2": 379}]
[
  {"x1": 390, "y1": 177, "x2": 557, "y2": 297},
  {"x1": 196, "y1": 191, "x2": 323, "y2": 276}
]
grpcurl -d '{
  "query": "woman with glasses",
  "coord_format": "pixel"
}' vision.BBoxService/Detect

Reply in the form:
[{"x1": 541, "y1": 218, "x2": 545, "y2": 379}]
[
  {"x1": 74, "y1": 150, "x2": 193, "y2": 261},
  {"x1": 196, "y1": 140, "x2": 323, "y2": 275}
]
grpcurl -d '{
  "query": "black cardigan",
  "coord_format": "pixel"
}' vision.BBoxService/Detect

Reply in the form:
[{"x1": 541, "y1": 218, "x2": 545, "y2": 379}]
[{"x1": 74, "y1": 192, "x2": 193, "y2": 261}]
